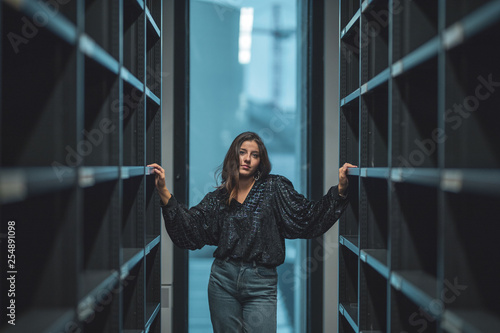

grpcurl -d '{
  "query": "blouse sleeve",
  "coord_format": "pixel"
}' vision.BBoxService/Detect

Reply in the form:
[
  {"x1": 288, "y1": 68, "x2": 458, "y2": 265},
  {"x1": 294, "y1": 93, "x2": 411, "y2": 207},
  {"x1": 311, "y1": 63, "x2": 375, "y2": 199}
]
[
  {"x1": 161, "y1": 192, "x2": 219, "y2": 250},
  {"x1": 274, "y1": 176, "x2": 349, "y2": 239}
]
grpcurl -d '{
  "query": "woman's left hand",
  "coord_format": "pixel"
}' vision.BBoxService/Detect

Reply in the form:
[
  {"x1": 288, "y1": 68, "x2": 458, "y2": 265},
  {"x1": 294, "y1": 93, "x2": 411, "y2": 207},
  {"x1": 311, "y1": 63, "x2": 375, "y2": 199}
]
[{"x1": 339, "y1": 163, "x2": 357, "y2": 196}]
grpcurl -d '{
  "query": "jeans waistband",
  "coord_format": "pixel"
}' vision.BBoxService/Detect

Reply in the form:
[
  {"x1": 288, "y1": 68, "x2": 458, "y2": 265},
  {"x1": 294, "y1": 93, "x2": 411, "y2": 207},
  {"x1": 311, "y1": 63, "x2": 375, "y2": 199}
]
[
  {"x1": 221, "y1": 257, "x2": 277, "y2": 269},
  {"x1": 223, "y1": 257, "x2": 258, "y2": 268}
]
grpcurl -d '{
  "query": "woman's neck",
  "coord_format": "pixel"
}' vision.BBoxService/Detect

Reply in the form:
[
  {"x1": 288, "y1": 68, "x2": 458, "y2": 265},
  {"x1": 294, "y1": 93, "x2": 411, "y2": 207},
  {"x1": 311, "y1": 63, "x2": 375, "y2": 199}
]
[
  {"x1": 235, "y1": 175, "x2": 255, "y2": 204},
  {"x1": 238, "y1": 175, "x2": 255, "y2": 191}
]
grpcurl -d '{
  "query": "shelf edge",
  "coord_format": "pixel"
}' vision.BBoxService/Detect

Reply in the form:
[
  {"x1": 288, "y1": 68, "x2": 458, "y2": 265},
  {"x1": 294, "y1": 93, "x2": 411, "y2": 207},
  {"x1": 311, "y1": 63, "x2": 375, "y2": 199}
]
[
  {"x1": 441, "y1": 309, "x2": 500, "y2": 333},
  {"x1": 392, "y1": 37, "x2": 439, "y2": 78},
  {"x1": 390, "y1": 271, "x2": 437, "y2": 314},
  {"x1": 80, "y1": 34, "x2": 120, "y2": 75},
  {"x1": 146, "y1": 235, "x2": 161, "y2": 254},
  {"x1": 361, "y1": 249, "x2": 389, "y2": 278},
  {"x1": 340, "y1": 235, "x2": 359, "y2": 255},
  {"x1": 145, "y1": 7, "x2": 161, "y2": 38},
  {"x1": 365, "y1": 167, "x2": 390, "y2": 179},
  {"x1": 121, "y1": 248, "x2": 144, "y2": 279},
  {"x1": 341, "y1": 88, "x2": 360, "y2": 107},
  {"x1": 78, "y1": 167, "x2": 120, "y2": 187},
  {"x1": 366, "y1": 68, "x2": 390, "y2": 92},
  {"x1": 146, "y1": 87, "x2": 161, "y2": 106},
  {"x1": 0, "y1": 167, "x2": 77, "y2": 204},
  {"x1": 339, "y1": 302, "x2": 359, "y2": 332},
  {"x1": 442, "y1": 169, "x2": 500, "y2": 196},
  {"x1": 122, "y1": 166, "x2": 147, "y2": 178},
  {"x1": 145, "y1": 302, "x2": 161, "y2": 330},
  {"x1": 462, "y1": 1, "x2": 500, "y2": 42},
  {"x1": 78, "y1": 270, "x2": 120, "y2": 321},
  {"x1": 341, "y1": 9, "x2": 361, "y2": 39},
  {"x1": 347, "y1": 167, "x2": 360, "y2": 176},
  {"x1": 121, "y1": 67, "x2": 144, "y2": 92}
]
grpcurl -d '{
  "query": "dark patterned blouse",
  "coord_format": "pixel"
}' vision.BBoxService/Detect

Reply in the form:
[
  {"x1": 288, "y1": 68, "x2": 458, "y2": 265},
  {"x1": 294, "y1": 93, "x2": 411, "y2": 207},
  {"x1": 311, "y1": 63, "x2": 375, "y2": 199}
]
[{"x1": 161, "y1": 174, "x2": 348, "y2": 267}]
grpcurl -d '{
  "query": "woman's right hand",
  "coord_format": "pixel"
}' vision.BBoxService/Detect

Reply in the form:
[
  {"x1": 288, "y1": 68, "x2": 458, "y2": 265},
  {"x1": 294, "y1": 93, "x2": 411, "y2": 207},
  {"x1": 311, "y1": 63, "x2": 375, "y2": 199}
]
[{"x1": 147, "y1": 163, "x2": 172, "y2": 205}]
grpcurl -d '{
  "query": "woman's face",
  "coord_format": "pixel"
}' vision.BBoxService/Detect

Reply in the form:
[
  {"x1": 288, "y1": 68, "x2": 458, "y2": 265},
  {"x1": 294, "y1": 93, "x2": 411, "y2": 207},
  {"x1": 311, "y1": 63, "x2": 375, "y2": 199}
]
[{"x1": 239, "y1": 140, "x2": 260, "y2": 179}]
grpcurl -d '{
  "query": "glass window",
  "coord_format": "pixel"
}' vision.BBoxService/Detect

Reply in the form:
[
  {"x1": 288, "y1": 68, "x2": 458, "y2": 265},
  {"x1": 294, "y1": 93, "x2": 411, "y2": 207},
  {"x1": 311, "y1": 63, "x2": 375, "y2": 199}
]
[{"x1": 189, "y1": 1, "x2": 306, "y2": 332}]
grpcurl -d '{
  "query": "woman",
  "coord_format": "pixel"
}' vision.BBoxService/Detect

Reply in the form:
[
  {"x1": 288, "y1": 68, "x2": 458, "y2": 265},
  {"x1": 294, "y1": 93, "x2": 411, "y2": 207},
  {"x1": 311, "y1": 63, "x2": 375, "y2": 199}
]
[{"x1": 148, "y1": 131, "x2": 356, "y2": 333}]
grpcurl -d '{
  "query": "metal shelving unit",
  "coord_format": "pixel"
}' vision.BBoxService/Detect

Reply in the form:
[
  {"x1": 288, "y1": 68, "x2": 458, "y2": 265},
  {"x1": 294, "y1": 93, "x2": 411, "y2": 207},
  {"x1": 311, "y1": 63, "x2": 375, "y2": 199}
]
[
  {"x1": 0, "y1": 0, "x2": 162, "y2": 332},
  {"x1": 338, "y1": 1, "x2": 500, "y2": 332}
]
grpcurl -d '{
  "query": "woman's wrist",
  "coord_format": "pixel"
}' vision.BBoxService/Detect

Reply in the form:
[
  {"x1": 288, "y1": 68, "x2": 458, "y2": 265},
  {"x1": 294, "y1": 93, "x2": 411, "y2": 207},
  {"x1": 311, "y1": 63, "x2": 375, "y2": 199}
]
[
  {"x1": 158, "y1": 186, "x2": 172, "y2": 205},
  {"x1": 338, "y1": 185, "x2": 347, "y2": 198}
]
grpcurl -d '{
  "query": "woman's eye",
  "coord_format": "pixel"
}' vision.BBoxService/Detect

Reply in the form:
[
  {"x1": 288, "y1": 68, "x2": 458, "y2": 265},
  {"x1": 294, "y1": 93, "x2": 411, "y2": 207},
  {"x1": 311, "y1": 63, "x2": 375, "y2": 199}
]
[
  {"x1": 252, "y1": 154, "x2": 259, "y2": 158},
  {"x1": 239, "y1": 151, "x2": 245, "y2": 155}
]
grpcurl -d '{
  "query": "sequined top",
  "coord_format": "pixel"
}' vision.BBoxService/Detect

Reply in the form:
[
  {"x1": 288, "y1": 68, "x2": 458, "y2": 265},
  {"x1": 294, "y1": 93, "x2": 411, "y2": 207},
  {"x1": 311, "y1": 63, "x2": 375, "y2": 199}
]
[{"x1": 161, "y1": 174, "x2": 348, "y2": 267}]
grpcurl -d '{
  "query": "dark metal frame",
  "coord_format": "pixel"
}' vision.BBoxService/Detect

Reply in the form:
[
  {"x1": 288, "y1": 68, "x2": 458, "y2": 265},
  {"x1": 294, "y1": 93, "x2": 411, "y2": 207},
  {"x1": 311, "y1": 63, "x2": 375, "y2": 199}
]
[
  {"x1": 172, "y1": 0, "x2": 190, "y2": 332},
  {"x1": 305, "y1": 0, "x2": 326, "y2": 332}
]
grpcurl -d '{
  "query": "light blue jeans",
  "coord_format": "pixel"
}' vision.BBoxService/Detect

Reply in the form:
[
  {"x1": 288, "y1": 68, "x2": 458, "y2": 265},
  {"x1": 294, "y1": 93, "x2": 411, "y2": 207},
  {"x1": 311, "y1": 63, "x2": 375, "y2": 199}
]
[{"x1": 208, "y1": 258, "x2": 278, "y2": 333}]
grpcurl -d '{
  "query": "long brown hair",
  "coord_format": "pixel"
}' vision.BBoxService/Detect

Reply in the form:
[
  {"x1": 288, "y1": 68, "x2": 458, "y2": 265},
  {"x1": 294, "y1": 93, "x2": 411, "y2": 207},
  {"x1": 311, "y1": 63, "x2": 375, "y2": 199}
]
[{"x1": 217, "y1": 132, "x2": 272, "y2": 204}]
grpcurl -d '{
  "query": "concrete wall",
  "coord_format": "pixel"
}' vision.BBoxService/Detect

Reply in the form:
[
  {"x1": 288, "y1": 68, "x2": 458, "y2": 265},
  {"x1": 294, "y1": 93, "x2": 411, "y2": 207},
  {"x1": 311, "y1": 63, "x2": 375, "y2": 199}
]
[
  {"x1": 323, "y1": 0, "x2": 340, "y2": 332},
  {"x1": 161, "y1": 0, "x2": 174, "y2": 331}
]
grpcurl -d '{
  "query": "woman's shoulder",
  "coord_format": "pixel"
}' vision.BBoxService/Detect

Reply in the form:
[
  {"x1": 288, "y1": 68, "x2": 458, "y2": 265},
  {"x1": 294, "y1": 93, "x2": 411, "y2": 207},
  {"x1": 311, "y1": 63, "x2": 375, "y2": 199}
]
[
  {"x1": 263, "y1": 174, "x2": 292, "y2": 187},
  {"x1": 209, "y1": 186, "x2": 229, "y2": 202},
  {"x1": 207, "y1": 186, "x2": 224, "y2": 197},
  {"x1": 263, "y1": 174, "x2": 280, "y2": 184},
  {"x1": 266, "y1": 174, "x2": 290, "y2": 182}
]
